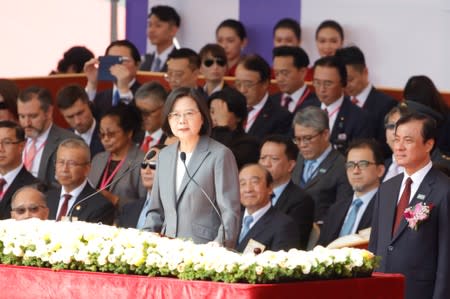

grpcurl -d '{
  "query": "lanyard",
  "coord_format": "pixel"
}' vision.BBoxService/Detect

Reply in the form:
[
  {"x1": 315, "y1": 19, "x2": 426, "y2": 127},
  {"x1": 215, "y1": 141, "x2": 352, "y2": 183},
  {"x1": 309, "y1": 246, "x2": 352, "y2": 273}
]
[
  {"x1": 100, "y1": 156, "x2": 126, "y2": 189},
  {"x1": 245, "y1": 108, "x2": 263, "y2": 131},
  {"x1": 293, "y1": 88, "x2": 312, "y2": 111},
  {"x1": 23, "y1": 140, "x2": 46, "y2": 167}
]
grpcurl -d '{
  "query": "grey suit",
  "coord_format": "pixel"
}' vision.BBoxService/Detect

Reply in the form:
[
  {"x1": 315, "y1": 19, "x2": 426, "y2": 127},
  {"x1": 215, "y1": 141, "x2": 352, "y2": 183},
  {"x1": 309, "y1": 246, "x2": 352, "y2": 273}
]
[
  {"x1": 88, "y1": 145, "x2": 147, "y2": 209},
  {"x1": 291, "y1": 148, "x2": 353, "y2": 222},
  {"x1": 37, "y1": 125, "x2": 80, "y2": 188},
  {"x1": 144, "y1": 136, "x2": 241, "y2": 248}
]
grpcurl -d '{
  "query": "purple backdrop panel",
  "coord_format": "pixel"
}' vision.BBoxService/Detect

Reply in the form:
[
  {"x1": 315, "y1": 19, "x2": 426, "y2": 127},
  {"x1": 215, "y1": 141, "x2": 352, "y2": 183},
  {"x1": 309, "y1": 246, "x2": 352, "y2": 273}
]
[
  {"x1": 239, "y1": 0, "x2": 301, "y2": 64},
  {"x1": 126, "y1": 0, "x2": 148, "y2": 55}
]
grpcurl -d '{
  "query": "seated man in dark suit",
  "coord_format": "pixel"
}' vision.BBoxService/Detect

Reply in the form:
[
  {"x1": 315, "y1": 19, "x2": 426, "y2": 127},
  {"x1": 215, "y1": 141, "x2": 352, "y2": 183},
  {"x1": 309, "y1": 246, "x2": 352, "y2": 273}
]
[
  {"x1": 318, "y1": 139, "x2": 385, "y2": 246},
  {"x1": 259, "y1": 135, "x2": 314, "y2": 249},
  {"x1": 236, "y1": 164, "x2": 300, "y2": 253},
  {"x1": 272, "y1": 46, "x2": 319, "y2": 115},
  {"x1": 235, "y1": 54, "x2": 292, "y2": 139},
  {"x1": 84, "y1": 40, "x2": 142, "y2": 117},
  {"x1": 335, "y1": 46, "x2": 397, "y2": 158},
  {"x1": 10, "y1": 186, "x2": 49, "y2": 221},
  {"x1": 291, "y1": 106, "x2": 353, "y2": 223},
  {"x1": 313, "y1": 55, "x2": 372, "y2": 154},
  {"x1": 56, "y1": 84, "x2": 104, "y2": 158},
  {"x1": 0, "y1": 121, "x2": 41, "y2": 219},
  {"x1": 17, "y1": 86, "x2": 80, "y2": 188},
  {"x1": 46, "y1": 139, "x2": 114, "y2": 224},
  {"x1": 165, "y1": 48, "x2": 200, "y2": 90},
  {"x1": 134, "y1": 82, "x2": 168, "y2": 152},
  {"x1": 140, "y1": 5, "x2": 180, "y2": 72}
]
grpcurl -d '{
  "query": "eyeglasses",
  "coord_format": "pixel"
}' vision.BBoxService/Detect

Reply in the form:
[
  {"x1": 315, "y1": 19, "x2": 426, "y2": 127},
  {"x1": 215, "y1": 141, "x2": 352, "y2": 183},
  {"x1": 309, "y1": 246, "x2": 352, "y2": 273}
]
[
  {"x1": 385, "y1": 123, "x2": 396, "y2": 130},
  {"x1": 164, "y1": 70, "x2": 185, "y2": 81},
  {"x1": 98, "y1": 130, "x2": 120, "y2": 139},
  {"x1": 203, "y1": 58, "x2": 226, "y2": 67},
  {"x1": 141, "y1": 161, "x2": 156, "y2": 170},
  {"x1": 345, "y1": 160, "x2": 377, "y2": 170},
  {"x1": 292, "y1": 131, "x2": 322, "y2": 145},
  {"x1": 312, "y1": 79, "x2": 336, "y2": 89},
  {"x1": 234, "y1": 80, "x2": 262, "y2": 90},
  {"x1": 168, "y1": 110, "x2": 199, "y2": 121},
  {"x1": 140, "y1": 106, "x2": 163, "y2": 118},
  {"x1": 11, "y1": 205, "x2": 47, "y2": 215},
  {"x1": 0, "y1": 139, "x2": 22, "y2": 147},
  {"x1": 56, "y1": 159, "x2": 89, "y2": 168}
]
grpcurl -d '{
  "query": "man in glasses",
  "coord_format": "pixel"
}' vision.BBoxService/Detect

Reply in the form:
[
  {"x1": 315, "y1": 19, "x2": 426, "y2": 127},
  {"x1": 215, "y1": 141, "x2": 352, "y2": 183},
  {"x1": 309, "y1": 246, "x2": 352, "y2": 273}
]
[
  {"x1": 10, "y1": 186, "x2": 49, "y2": 221},
  {"x1": 45, "y1": 139, "x2": 114, "y2": 224},
  {"x1": 317, "y1": 139, "x2": 385, "y2": 246},
  {"x1": 56, "y1": 84, "x2": 104, "y2": 158},
  {"x1": 0, "y1": 121, "x2": 40, "y2": 219},
  {"x1": 198, "y1": 44, "x2": 228, "y2": 97},
  {"x1": 165, "y1": 48, "x2": 200, "y2": 90},
  {"x1": 235, "y1": 54, "x2": 292, "y2": 139},
  {"x1": 118, "y1": 144, "x2": 165, "y2": 228},
  {"x1": 134, "y1": 82, "x2": 168, "y2": 152},
  {"x1": 291, "y1": 106, "x2": 352, "y2": 223}
]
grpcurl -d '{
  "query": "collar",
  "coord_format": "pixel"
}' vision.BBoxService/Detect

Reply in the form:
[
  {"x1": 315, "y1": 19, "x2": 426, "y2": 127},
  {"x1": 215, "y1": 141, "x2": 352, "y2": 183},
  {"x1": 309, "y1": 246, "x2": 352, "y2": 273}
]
[
  {"x1": 60, "y1": 179, "x2": 88, "y2": 200},
  {"x1": 314, "y1": 144, "x2": 333, "y2": 166},
  {"x1": 203, "y1": 81, "x2": 224, "y2": 95},
  {"x1": 321, "y1": 95, "x2": 344, "y2": 112},
  {"x1": 354, "y1": 187, "x2": 378, "y2": 203},
  {"x1": 402, "y1": 160, "x2": 433, "y2": 185},
  {"x1": 146, "y1": 128, "x2": 164, "y2": 141},
  {"x1": 285, "y1": 84, "x2": 306, "y2": 102},
  {"x1": 155, "y1": 44, "x2": 175, "y2": 62},
  {"x1": 354, "y1": 84, "x2": 372, "y2": 107},
  {"x1": 251, "y1": 92, "x2": 269, "y2": 111},
  {"x1": 0, "y1": 164, "x2": 23, "y2": 185},
  {"x1": 75, "y1": 118, "x2": 96, "y2": 141},
  {"x1": 27, "y1": 123, "x2": 52, "y2": 147},
  {"x1": 272, "y1": 181, "x2": 289, "y2": 206},
  {"x1": 243, "y1": 201, "x2": 271, "y2": 226}
]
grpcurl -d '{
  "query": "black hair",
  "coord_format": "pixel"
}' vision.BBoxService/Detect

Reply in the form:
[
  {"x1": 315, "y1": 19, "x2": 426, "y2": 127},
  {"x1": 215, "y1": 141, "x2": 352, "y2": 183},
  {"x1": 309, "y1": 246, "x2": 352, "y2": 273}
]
[
  {"x1": 168, "y1": 48, "x2": 201, "y2": 70},
  {"x1": 56, "y1": 84, "x2": 90, "y2": 109},
  {"x1": 346, "y1": 138, "x2": 384, "y2": 165},
  {"x1": 238, "y1": 54, "x2": 271, "y2": 82},
  {"x1": 272, "y1": 46, "x2": 309, "y2": 69},
  {"x1": 334, "y1": 46, "x2": 366, "y2": 72},
  {"x1": 101, "y1": 104, "x2": 142, "y2": 139},
  {"x1": 313, "y1": 56, "x2": 347, "y2": 87},
  {"x1": 216, "y1": 19, "x2": 247, "y2": 41},
  {"x1": 261, "y1": 134, "x2": 299, "y2": 161},
  {"x1": 0, "y1": 120, "x2": 25, "y2": 142},
  {"x1": 315, "y1": 20, "x2": 344, "y2": 41},
  {"x1": 273, "y1": 18, "x2": 301, "y2": 40},
  {"x1": 18, "y1": 86, "x2": 53, "y2": 112},
  {"x1": 149, "y1": 5, "x2": 180, "y2": 27},
  {"x1": 105, "y1": 40, "x2": 141, "y2": 64}
]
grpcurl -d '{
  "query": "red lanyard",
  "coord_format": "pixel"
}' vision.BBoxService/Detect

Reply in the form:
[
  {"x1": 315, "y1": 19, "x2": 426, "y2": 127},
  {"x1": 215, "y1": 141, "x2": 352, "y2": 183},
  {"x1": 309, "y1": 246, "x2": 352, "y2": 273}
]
[
  {"x1": 100, "y1": 156, "x2": 126, "y2": 189},
  {"x1": 23, "y1": 140, "x2": 46, "y2": 167},
  {"x1": 294, "y1": 88, "x2": 311, "y2": 110},
  {"x1": 245, "y1": 108, "x2": 263, "y2": 131},
  {"x1": 327, "y1": 105, "x2": 341, "y2": 118}
]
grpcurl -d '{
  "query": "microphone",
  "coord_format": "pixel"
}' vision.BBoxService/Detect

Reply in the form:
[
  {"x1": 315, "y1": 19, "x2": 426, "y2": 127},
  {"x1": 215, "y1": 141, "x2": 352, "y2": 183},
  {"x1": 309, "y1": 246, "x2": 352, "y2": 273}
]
[
  {"x1": 180, "y1": 152, "x2": 226, "y2": 246},
  {"x1": 66, "y1": 149, "x2": 157, "y2": 220}
]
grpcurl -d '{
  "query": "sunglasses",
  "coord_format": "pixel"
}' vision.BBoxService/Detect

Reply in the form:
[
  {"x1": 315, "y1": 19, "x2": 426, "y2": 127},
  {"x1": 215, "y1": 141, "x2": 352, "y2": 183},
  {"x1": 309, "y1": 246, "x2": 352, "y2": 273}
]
[
  {"x1": 203, "y1": 58, "x2": 226, "y2": 67},
  {"x1": 11, "y1": 205, "x2": 47, "y2": 215},
  {"x1": 141, "y1": 161, "x2": 157, "y2": 170}
]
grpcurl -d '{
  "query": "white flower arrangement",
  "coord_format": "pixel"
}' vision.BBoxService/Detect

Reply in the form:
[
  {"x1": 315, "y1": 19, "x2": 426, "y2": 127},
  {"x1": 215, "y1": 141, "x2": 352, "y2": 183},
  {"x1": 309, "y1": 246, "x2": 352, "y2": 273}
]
[{"x1": 0, "y1": 219, "x2": 379, "y2": 283}]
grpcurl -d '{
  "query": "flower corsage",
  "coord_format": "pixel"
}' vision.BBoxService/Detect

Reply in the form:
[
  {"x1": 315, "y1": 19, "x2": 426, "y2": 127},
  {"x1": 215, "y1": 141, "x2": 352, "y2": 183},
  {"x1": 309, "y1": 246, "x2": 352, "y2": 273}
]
[{"x1": 403, "y1": 202, "x2": 433, "y2": 230}]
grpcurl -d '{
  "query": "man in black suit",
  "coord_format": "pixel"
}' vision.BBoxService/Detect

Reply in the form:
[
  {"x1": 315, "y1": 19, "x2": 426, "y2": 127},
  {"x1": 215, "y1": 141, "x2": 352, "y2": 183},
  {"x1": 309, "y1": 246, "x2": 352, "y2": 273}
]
[
  {"x1": 56, "y1": 84, "x2": 104, "y2": 158},
  {"x1": 84, "y1": 40, "x2": 142, "y2": 118},
  {"x1": 0, "y1": 121, "x2": 40, "y2": 219},
  {"x1": 291, "y1": 106, "x2": 353, "y2": 223},
  {"x1": 369, "y1": 113, "x2": 450, "y2": 299},
  {"x1": 17, "y1": 86, "x2": 80, "y2": 188},
  {"x1": 140, "y1": 5, "x2": 180, "y2": 72},
  {"x1": 313, "y1": 56, "x2": 372, "y2": 154},
  {"x1": 165, "y1": 48, "x2": 200, "y2": 90},
  {"x1": 134, "y1": 82, "x2": 168, "y2": 151},
  {"x1": 335, "y1": 46, "x2": 397, "y2": 158},
  {"x1": 236, "y1": 164, "x2": 300, "y2": 253},
  {"x1": 259, "y1": 135, "x2": 314, "y2": 249},
  {"x1": 272, "y1": 46, "x2": 319, "y2": 115},
  {"x1": 235, "y1": 54, "x2": 292, "y2": 139},
  {"x1": 318, "y1": 139, "x2": 385, "y2": 246},
  {"x1": 46, "y1": 139, "x2": 114, "y2": 224}
]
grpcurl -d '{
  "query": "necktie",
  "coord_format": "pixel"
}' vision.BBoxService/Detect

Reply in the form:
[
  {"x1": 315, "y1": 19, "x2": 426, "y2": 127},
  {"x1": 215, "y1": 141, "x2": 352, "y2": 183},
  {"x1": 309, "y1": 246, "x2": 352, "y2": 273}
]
[
  {"x1": 393, "y1": 177, "x2": 413, "y2": 235},
  {"x1": 112, "y1": 90, "x2": 120, "y2": 107},
  {"x1": 136, "y1": 194, "x2": 151, "y2": 229},
  {"x1": 351, "y1": 97, "x2": 359, "y2": 105},
  {"x1": 323, "y1": 107, "x2": 329, "y2": 116},
  {"x1": 140, "y1": 136, "x2": 153, "y2": 153},
  {"x1": 152, "y1": 57, "x2": 162, "y2": 72},
  {"x1": 0, "y1": 178, "x2": 7, "y2": 200},
  {"x1": 339, "y1": 198, "x2": 363, "y2": 236},
  {"x1": 57, "y1": 194, "x2": 72, "y2": 221},
  {"x1": 283, "y1": 96, "x2": 293, "y2": 109},
  {"x1": 302, "y1": 160, "x2": 316, "y2": 184},
  {"x1": 24, "y1": 139, "x2": 37, "y2": 171},
  {"x1": 238, "y1": 215, "x2": 254, "y2": 243}
]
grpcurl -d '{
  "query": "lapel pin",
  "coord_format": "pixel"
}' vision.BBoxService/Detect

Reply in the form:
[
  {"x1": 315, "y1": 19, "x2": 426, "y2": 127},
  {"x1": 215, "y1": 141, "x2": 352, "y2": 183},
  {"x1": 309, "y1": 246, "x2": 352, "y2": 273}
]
[
  {"x1": 319, "y1": 168, "x2": 326, "y2": 174},
  {"x1": 417, "y1": 194, "x2": 425, "y2": 200},
  {"x1": 76, "y1": 206, "x2": 81, "y2": 211}
]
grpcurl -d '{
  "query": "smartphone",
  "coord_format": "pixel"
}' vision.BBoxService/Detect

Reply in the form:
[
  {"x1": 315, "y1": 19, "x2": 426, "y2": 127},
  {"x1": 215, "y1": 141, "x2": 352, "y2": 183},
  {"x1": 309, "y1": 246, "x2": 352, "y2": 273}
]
[{"x1": 97, "y1": 55, "x2": 123, "y2": 81}]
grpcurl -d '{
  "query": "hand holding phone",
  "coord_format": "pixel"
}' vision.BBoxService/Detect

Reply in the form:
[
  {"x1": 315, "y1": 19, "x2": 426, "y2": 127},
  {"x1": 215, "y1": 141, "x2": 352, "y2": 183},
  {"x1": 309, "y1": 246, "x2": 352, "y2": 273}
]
[{"x1": 97, "y1": 56, "x2": 123, "y2": 81}]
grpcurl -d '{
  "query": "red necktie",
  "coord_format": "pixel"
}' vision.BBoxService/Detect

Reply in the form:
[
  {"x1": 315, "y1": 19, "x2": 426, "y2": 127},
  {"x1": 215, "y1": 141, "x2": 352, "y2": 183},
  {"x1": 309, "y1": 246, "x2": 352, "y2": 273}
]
[
  {"x1": 140, "y1": 136, "x2": 153, "y2": 153},
  {"x1": 393, "y1": 178, "x2": 412, "y2": 235},
  {"x1": 57, "y1": 194, "x2": 72, "y2": 221},
  {"x1": 351, "y1": 97, "x2": 359, "y2": 105},
  {"x1": 283, "y1": 96, "x2": 293, "y2": 109},
  {"x1": 24, "y1": 139, "x2": 37, "y2": 171},
  {"x1": 0, "y1": 178, "x2": 7, "y2": 200}
]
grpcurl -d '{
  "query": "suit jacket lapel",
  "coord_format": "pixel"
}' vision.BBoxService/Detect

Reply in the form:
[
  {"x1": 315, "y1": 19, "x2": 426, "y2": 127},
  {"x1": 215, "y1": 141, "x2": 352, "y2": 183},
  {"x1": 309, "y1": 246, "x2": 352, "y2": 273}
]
[
  {"x1": 38, "y1": 126, "x2": 58, "y2": 179},
  {"x1": 48, "y1": 188, "x2": 62, "y2": 219},
  {"x1": 109, "y1": 146, "x2": 137, "y2": 190},
  {"x1": 239, "y1": 208, "x2": 274, "y2": 247},
  {"x1": 248, "y1": 99, "x2": 271, "y2": 136},
  {"x1": 304, "y1": 149, "x2": 338, "y2": 189}
]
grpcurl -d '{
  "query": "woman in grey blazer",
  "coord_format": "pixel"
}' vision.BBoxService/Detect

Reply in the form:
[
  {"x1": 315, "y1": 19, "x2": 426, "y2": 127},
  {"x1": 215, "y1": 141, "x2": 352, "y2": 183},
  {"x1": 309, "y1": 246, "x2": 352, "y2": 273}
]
[{"x1": 144, "y1": 87, "x2": 241, "y2": 248}]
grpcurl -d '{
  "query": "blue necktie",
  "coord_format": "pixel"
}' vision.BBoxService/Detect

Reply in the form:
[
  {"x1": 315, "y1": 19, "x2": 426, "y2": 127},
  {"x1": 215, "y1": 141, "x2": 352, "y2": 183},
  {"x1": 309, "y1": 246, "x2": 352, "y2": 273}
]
[
  {"x1": 136, "y1": 194, "x2": 151, "y2": 229},
  {"x1": 302, "y1": 160, "x2": 316, "y2": 183},
  {"x1": 339, "y1": 198, "x2": 363, "y2": 236},
  {"x1": 112, "y1": 90, "x2": 120, "y2": 107},
  {"x1": 238, "y1": 215, "x2": 254, "y2": 243},
  {"x1": 152, "y1": 57, "x2": 162, "y2": 72}
]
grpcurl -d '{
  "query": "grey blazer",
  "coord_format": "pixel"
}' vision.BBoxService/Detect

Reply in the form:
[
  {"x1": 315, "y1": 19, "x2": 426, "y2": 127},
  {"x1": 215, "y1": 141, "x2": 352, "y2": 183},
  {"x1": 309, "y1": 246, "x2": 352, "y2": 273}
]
[
  {"x1": 144, "y1": 135, "x2": 241, "y2": 248},
  {"x1": 88, "y1": 144, "x2": 147, "y2": 209}
]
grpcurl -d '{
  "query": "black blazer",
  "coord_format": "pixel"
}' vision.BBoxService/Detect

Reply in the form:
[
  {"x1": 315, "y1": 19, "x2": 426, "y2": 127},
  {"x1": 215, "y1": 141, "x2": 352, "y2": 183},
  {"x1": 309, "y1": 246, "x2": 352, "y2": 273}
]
[
  {"x1": 117, "y1": 199, "x2": 146, "y2": 228},
  {"x1": 247, "y1": 96, "x2": 293, "y2": 139},
  {"x1": 271, "y1": 88, "x2": 320, "y2": 116},
  {"x1": 46, "y1": 183, "x2": 115, "y2": 225},
  {"x1": 70, "y1": 121, "x2": 104, "y2": 159},
  {"x1": 0, "y1": 167, "x2": 41, "y2": 220},
  {"x1": 330, "y1": 96, "x2": 373, "y2": 154},
  {"x1": 369, "y1": 168, "x2": 450, "y2": 299},
  {"x1": 235, "y1": 207, "x2": 300, "y2": 252},
  {"x1": 139, "y1": 48, "x2": 176, "y2": 72},
  {"x1": 291, "y1": 148, "x2": 353, "y2": 222},
  {"x1": 317, "y1": 193, "x2": 375, "y2": 246},
  {"x1": 274, "y1": 181, "x2": 315, "y2": 249}
]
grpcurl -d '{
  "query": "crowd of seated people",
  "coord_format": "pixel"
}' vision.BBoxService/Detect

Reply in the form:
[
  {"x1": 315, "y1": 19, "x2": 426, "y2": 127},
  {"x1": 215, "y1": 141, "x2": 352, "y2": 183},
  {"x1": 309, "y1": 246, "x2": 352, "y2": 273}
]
[{"x1": 1, "y1": 6, "x2": 450, "y2": 296}]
